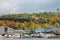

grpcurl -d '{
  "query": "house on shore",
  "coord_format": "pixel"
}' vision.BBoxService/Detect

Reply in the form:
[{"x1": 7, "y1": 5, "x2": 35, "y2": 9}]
[{"x1": 0, "y1": 26, "x2": 14, "y2": 37}]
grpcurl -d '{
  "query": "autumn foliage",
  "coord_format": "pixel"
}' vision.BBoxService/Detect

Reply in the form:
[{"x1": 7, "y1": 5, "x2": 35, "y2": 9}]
[{"x1": 0, "y1": 12, "x2": 60, "y2": 30}]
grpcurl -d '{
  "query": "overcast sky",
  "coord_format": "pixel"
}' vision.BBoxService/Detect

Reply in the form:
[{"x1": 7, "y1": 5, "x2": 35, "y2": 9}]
[{"x1": 0, "y1": 0, "x2": 60, "y2": 15}]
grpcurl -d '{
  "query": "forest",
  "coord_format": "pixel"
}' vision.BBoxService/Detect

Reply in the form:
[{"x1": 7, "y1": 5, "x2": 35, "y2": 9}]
[{"x1": 0, "y1": 12, "x2": 60, "y2": 30}]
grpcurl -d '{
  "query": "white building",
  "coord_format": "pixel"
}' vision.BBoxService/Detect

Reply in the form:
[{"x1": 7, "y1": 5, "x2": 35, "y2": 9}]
[
  {"x1": 0, "y1": 26, "x2": 5, "y2": 34},
  {"x1": 0, "y1": 26, "x2": 14, "y2": 34}
]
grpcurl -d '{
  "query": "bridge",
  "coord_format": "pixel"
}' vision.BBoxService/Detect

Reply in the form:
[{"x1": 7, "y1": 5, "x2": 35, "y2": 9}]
[{"x1": 0, "y1": 17, "x2": 35, "y2": 22}]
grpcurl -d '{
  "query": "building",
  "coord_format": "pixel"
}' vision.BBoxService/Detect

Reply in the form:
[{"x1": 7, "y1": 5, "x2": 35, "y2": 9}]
[
  {"x1": 0, "y1": 26, "x2": 14, "y2": 35},
  {"x1": 0, "y1": 26, "x2": 5, "y2": 34}
]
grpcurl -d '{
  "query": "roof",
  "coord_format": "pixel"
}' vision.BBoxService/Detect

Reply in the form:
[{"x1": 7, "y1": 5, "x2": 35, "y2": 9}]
[
  {"x1": 44, "y1": 27, "x2": 60, "y2": 33},
  {"x1": 44, "y1": 27, "x2": 54, "y2": 32},
  {"x1": 14, "y1": 30, "x2": 25, "y2": 33},
  {"x1": 7, "y1": 27, "x2": 14, "y2": 33},
  {"x1": 34, "y1": 28, "x2": 44, "y2": 33}
]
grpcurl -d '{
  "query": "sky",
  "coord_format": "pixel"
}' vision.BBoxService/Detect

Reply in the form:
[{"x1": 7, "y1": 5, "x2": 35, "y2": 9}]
[{"x1": 0, "y1": 0, "x2": 60, "y2": 15}]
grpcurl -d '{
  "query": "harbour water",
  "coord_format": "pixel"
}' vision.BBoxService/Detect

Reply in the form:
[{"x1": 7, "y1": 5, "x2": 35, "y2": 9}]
[{"x1": 0, "y1": 38, "x2": 60, "y2": 40}]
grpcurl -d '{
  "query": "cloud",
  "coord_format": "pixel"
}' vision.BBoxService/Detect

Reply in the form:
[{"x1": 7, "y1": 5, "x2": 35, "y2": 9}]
[{"x1": 0, "y1": 0, "x2": 60, "y2": 15}]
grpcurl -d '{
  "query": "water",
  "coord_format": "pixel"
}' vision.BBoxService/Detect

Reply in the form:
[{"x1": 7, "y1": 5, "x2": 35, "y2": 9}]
[{"x1": 0, "y1": 38, "x2": 60, "y2": 40}]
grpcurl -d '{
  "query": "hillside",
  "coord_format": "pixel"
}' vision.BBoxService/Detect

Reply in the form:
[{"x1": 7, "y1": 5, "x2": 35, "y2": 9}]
[{"x1": 0, "y1": 12, "x2": 60, "y2": 30}]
